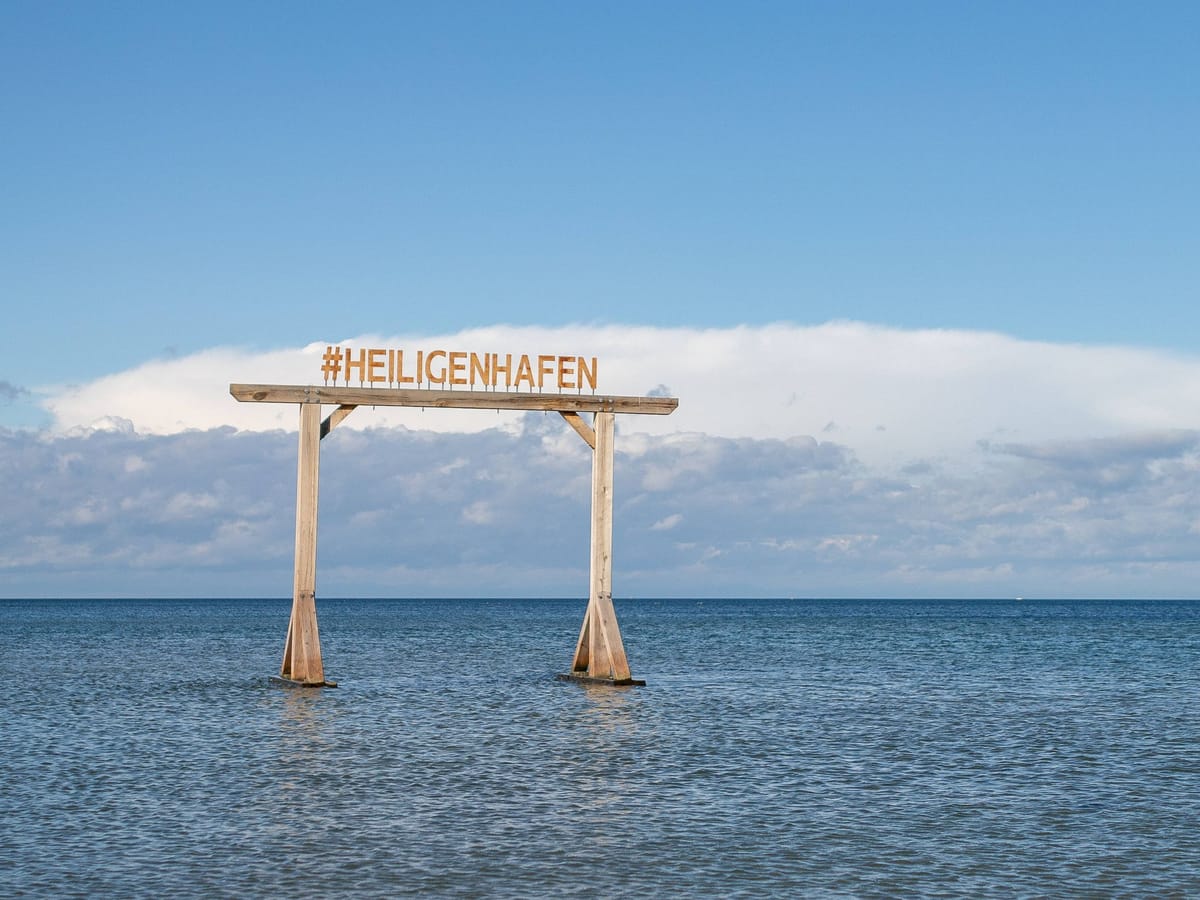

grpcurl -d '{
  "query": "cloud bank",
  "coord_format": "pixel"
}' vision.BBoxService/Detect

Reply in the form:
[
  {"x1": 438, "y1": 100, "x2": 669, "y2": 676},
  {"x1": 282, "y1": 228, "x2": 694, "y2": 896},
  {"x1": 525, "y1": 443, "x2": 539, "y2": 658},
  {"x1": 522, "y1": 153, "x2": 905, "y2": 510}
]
[
  {"x1": 3, "y1": 422, "x2": 1199, "y2": 599},
  {"x1": 42, "y1": 323, "x2": 1200, "y2": 467},
  {"x1": 13, "y1": 322, "x2": 1200, "y2": 598}
]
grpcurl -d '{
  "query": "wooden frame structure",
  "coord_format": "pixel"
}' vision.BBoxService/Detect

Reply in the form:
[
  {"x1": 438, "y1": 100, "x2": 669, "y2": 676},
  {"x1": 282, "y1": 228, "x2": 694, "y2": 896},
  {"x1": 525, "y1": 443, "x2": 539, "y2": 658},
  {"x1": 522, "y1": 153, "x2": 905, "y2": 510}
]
[{"x1": 230, "y1": 383, "x2": 678, "y2": 687}]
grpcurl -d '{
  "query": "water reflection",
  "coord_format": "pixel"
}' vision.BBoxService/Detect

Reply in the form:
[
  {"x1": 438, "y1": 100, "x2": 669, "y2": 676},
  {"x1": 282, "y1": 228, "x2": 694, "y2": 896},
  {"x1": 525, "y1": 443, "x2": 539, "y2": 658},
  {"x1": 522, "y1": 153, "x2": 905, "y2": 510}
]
[
  {"x1": 575, "y1": 681, "x2": 639, "y2": 735},
  {"x1": 272, "y1": 681, "x2": 338, "y2": 748},
  {"x1": 559, "y1": 683, "x2": 646, "y2": 835}
]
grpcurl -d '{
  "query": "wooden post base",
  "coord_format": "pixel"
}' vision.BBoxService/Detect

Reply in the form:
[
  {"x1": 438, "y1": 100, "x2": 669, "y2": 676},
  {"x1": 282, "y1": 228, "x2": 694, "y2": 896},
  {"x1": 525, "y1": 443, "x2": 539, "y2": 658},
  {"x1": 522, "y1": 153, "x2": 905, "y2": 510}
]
[
  {"x1": 269, "y1": 675, "x2": 339, "y2": 688},
  {"x1": 555, "y1": 673, "x2": 645, "y2": 687}
]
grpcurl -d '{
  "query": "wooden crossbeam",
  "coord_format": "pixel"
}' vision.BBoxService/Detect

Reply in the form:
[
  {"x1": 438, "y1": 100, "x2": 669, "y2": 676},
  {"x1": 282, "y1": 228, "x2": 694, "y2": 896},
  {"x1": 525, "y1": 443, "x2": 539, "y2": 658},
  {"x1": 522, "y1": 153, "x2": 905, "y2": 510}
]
[{"x1": 230, "y1": 383, "x2": 678, "y2": 415}]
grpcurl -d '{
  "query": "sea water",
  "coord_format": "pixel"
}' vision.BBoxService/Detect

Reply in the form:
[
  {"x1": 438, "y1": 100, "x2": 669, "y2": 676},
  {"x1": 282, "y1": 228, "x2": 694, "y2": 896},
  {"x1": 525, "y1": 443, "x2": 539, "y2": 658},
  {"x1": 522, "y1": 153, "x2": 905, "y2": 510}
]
[{"x1": 2, "y1": 598, "x2": 1198, "y2": 897}]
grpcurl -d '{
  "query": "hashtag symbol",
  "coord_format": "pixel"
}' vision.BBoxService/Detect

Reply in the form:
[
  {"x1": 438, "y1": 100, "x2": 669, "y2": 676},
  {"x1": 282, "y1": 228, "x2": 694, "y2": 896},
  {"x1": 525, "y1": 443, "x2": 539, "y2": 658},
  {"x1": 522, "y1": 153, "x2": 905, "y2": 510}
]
[{"x1": 321, "y1": 345, "x2": 342, "y2": 383}]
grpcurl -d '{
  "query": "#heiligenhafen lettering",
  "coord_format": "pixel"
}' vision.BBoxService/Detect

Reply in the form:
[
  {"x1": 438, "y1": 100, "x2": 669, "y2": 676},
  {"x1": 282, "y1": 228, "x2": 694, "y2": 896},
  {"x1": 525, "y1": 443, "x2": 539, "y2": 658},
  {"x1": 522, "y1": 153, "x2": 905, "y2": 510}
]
[{"x1": 321, "y1": 346, "x2": 599, "y2": 391}]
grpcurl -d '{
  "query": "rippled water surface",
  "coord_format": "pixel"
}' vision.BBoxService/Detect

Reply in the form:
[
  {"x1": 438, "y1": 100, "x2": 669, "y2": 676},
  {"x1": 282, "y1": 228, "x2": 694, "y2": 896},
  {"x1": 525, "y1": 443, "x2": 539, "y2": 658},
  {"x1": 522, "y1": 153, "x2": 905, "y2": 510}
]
[{"x1": 3, "y1": 598, "x2": 1199, "y2": 897}]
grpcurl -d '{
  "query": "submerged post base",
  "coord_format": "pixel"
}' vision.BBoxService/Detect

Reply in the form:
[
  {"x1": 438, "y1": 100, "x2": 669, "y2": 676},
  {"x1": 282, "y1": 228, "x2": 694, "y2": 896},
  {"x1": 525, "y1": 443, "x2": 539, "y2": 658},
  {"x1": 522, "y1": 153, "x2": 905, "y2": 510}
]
[
  {"x1": 555, "y1": 672, "x2": 646, "y2": 687},
  {"x1": 269, "y1": 675, "x2": 338, "y2": 688}
]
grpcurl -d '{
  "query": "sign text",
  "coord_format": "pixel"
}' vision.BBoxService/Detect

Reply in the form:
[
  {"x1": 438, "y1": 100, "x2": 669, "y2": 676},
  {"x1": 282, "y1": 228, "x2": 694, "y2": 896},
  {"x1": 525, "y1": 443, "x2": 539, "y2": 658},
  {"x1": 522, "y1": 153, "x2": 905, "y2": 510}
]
[{"x1": 320, "y1": 346, "x2": 598, "y2": 391}]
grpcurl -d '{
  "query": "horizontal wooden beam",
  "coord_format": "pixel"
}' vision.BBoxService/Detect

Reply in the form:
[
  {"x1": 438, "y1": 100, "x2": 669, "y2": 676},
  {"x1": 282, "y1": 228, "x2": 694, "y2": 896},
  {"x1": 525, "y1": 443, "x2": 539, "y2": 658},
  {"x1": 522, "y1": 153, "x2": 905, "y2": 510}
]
[{"x1": 230, "y1": 384, "x2": 678, "y2": 415}]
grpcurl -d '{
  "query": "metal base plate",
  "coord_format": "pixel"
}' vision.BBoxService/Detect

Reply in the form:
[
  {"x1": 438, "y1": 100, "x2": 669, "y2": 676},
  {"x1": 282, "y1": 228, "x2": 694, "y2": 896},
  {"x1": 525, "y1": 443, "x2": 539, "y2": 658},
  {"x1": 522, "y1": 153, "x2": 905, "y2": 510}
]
[
  {"x1": 269, "y1": 675, "x2": 338, "y2": 688},
  {"x1": 555, "y1": 672, "x2": 646, "y2": 687}
]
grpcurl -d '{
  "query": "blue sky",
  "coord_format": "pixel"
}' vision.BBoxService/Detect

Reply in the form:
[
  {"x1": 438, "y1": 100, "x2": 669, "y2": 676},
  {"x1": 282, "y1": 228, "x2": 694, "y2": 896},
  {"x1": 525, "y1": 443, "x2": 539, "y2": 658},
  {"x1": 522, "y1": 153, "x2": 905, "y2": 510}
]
[{"x1": 3, "y1": 3, "x2": 1200, "y2": 597}]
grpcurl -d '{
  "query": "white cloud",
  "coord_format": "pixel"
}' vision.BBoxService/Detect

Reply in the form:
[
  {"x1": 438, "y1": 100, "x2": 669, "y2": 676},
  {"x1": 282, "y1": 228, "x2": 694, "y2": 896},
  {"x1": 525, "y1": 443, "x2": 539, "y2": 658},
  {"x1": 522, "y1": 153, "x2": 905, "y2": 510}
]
[
  {"x1": 38, "y1": 322, "x2": 1200, "y2": 467},
  {"x1": 15, "y1": 322, "x2": 1200, "y2": 598},
  {"x1": 462, "y1": 500, "x2": 494, "y2": 525}
]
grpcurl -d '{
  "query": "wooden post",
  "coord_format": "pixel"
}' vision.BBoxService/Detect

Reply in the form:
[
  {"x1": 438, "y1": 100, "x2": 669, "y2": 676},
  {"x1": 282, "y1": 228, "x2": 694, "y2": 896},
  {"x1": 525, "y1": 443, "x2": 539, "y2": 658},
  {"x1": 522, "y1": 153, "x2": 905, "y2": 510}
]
[
  {"x1": 276, "y1": 401, "x2": 334, "y2": 687},
  {"x1": 564, "y1": 411, "x2": 643, "y2": 685}
]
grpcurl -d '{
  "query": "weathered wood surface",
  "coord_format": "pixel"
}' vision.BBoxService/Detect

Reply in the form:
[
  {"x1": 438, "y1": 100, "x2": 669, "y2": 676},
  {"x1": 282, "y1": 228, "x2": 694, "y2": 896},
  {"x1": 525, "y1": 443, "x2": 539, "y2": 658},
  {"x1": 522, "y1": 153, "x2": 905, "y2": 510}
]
[
  {"x1": 281, "y1": 403, "x2": 327, "y2": 686},
  {"x1": 569, "y1": 411, "x2": 636, "y2": 683},
  {"x1": 230, "y1": 383, "x2": 678, "y2": 415}
]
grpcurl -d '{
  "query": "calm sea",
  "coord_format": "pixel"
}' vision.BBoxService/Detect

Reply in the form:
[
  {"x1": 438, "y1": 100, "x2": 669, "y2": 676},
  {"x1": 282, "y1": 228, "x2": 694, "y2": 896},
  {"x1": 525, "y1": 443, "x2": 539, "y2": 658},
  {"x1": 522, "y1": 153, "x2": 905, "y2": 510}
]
[{"x1": 2, "y1": 598, "x2": 1198, "y2": 897}]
